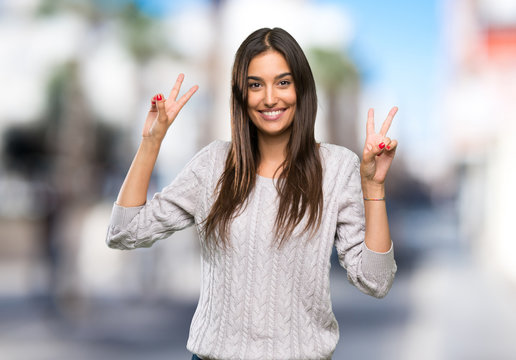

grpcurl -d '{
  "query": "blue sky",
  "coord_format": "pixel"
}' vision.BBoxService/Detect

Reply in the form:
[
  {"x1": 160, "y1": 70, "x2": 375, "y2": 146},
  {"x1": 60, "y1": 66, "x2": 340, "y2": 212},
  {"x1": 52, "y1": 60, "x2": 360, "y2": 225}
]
[
  {"x1": 330, "y1": 0, "x2": 444, "y2": 165},
  {"x1": 339, "y1": 0, "x2": 440, "y2": 83}
]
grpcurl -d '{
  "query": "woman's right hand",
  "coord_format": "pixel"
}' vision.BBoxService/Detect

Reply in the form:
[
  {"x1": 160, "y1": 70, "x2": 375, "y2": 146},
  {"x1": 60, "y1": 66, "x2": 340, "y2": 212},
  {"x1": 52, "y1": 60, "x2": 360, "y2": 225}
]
[{"x1": 142, "y1": 73, "x2": 198, "y2": 143}]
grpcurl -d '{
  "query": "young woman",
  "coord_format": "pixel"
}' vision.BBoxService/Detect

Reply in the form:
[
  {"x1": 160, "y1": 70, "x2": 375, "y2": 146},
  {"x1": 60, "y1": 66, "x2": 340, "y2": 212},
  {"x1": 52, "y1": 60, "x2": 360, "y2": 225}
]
[{"x1": 107, "y1": 27, "x2": 398, "y2": 360}]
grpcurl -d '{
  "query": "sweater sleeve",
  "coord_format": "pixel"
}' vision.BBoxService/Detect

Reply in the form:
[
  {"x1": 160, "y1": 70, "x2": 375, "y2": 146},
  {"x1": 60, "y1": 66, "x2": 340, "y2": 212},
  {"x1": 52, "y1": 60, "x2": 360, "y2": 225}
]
[
  {"x1": 334, "y1": 154, "x2": 397, "y2": 298},
  {"x1": 105, "y1": 142, "x2": 216, "y2": 250}
]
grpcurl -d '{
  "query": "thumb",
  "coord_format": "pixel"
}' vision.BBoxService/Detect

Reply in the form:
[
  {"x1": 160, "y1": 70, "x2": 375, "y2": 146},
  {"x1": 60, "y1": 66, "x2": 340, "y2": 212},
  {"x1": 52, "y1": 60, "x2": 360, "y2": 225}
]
[
  {"x1": 155, "y1": 94, "x2": 167, "y2": 123},
  {"x1": 362, "y1": 143, "x2": 377, "y2": 164}
]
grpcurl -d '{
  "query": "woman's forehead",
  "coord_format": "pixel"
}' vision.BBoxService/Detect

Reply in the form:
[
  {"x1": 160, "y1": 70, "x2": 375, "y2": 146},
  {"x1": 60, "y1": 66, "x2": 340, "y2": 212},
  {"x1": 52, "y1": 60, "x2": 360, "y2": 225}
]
[{"x1": 248, "y1": 51, "x2": 291, "y2": 77}]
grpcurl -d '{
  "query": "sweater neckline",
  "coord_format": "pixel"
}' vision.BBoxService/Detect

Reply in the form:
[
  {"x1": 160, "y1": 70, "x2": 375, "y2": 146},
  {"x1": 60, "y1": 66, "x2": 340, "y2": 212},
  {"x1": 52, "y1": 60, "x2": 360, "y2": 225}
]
[
  {"x1": 256, "y1": 174, "x2": 277, "y2": 187},
  {"x1": 254, "y1": 143, "x2": 330, "y2": 186}
]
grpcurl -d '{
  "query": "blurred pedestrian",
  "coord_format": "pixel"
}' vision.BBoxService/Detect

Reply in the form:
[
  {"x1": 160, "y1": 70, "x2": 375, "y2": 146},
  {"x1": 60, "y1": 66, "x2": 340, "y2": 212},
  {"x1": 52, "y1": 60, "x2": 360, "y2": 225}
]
[{"x1": 106, "y1": 27, "x2": 398, "y2": 360}]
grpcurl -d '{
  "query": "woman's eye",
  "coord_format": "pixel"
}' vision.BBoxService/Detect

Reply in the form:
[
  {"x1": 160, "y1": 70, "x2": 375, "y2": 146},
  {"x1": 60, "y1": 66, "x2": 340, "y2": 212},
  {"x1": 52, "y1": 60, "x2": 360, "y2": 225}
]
[
  {"x1": 248, "y1": 82, "x2": 261, "y2": 89},
  {"x1": 279, "y1": 80, "x2": 291, "y2": 86}
]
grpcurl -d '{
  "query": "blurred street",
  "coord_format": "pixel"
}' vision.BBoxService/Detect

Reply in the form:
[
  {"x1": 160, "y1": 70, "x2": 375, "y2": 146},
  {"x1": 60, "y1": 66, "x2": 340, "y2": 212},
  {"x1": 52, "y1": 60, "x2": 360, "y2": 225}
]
[{"x1": 2, "y1": 200, "x2": 515, "y2": 360}]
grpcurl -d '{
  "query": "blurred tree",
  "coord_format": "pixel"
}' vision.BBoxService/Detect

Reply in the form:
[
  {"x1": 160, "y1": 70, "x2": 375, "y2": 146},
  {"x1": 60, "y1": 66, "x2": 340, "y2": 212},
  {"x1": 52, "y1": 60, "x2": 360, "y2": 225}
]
[
  {"x1": 2, "y1": 60, "x2": 121, "y2": 315},
  {"x1": 36, "y1": 0, "x2": 170, "y2": 62},
  {"x1": 308, "y1": 47, "x2": 360, "y2": 153},
  {"x1": 199, "y1": 0, "x2": 224, "y2": 146},
  {"x1": 32, "y1": 0, "x2": 190, "y2": 304},
  {"x1": 37, "y1": 0, "x2": 100, "y2": 21},
  {"x1": 33, "y1": 0, "x2": 177, "y2": 191},
  {"x1": 117, "y1": 2, "x2": 170, "y2": 63}
]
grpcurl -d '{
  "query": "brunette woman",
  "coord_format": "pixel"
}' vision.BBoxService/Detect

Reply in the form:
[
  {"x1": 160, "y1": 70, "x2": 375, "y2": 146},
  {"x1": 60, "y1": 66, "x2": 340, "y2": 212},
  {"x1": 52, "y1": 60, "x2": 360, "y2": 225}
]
[{"x1": 107, "y1": 27, "x2": 398, "y2": 360}]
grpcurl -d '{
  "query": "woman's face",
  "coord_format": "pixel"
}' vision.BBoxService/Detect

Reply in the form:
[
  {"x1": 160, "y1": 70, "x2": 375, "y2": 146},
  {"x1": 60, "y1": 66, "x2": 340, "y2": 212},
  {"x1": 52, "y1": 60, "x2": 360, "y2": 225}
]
[{"x1": 246, "y1": 50, "x2": 296, "y2": 140}]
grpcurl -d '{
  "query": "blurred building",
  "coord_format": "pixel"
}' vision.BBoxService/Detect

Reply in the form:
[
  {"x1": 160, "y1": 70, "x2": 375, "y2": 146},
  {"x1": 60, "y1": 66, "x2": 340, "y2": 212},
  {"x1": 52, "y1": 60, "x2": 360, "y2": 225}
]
[{"x1": 444, "y1": 0, "x2": 516, "y2": 284}]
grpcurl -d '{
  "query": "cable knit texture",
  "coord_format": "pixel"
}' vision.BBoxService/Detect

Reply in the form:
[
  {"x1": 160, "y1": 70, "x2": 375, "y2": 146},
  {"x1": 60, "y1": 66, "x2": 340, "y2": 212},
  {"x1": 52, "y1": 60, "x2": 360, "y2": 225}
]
[{"x1": 106, "y1": 140, "x2": 397, "y2": 360}]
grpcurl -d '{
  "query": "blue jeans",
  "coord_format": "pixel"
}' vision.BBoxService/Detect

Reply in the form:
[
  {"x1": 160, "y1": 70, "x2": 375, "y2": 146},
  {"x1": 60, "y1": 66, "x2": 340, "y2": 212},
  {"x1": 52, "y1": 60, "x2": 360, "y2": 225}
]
[{"x1": 191, "y1": 355, "x2": 202, "y2": 360}]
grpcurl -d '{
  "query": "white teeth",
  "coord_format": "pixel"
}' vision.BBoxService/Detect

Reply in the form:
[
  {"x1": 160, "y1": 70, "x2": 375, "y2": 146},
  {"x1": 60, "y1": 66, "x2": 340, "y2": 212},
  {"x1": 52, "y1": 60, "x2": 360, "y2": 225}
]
[{"x1": 262, "y1": 110, "x2": 282, "y2": 116}]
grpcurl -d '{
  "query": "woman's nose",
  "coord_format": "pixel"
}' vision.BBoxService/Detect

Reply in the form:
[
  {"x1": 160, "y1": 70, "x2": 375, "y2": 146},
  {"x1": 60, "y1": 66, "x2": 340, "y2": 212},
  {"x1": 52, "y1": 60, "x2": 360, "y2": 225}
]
[{"x1": 264, "y1": 86, "x2": 277, "y2": 107}]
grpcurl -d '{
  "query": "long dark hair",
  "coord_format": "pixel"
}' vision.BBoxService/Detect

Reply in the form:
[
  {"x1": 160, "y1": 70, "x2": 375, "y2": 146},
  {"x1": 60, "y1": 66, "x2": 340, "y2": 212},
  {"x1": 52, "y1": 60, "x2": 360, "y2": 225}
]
[{"x1": 203, "y1": 27, "x2": 323, "y2": 247}]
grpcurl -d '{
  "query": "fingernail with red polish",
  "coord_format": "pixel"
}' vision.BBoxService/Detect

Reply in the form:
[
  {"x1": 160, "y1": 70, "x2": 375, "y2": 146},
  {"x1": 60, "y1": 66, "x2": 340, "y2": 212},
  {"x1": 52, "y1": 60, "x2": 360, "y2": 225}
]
[
  {"x1": 379, "y1": 142, "x2": 385, "y2": 149},
  {"x1": 386, "y1": 145, "x2": 390, "y2": 150},
  {"x1": 157, "y1": 94, "x2": 162, "y2": 101}
]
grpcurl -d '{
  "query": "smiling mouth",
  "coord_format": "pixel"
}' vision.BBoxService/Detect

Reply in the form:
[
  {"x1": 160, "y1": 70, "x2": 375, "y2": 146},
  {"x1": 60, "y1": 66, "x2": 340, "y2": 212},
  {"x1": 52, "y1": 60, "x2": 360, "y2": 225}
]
[{"x1": 259, "y1": 108, "x2": 286, "y2": 121}]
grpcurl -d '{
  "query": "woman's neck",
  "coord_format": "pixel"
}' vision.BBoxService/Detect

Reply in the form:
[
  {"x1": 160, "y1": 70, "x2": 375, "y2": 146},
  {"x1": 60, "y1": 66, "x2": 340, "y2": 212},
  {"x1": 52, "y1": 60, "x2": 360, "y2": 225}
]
[{"x1": 256, "y1": 132, "x2": 289, "y2": 178}]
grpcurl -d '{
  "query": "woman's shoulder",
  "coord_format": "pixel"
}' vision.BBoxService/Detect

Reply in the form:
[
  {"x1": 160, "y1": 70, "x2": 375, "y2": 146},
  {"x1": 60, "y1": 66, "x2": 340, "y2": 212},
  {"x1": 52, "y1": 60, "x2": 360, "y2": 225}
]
[
  {"x1": 191, "y1": 139, "x2": 230, "y2": 161},
  {"x1": 319, "y1": 143, "x2": 360, "y2": 165},
  {"x1": 178, "y1": 140, "x2": 230, "y2": 174},
  {"x1": 188, "y1": 139, "x2": 230, "y2": 173},
  {"x1": 319, "y1": 143, "x2": 361, "y2": 187},
  {"x1": 206, "y1": 139, "x2": 231, "y2": 153}
]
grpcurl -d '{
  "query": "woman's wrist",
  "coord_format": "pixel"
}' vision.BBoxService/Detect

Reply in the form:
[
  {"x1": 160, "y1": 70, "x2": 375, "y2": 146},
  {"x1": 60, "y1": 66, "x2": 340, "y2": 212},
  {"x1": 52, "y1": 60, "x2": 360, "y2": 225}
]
[
  {"x1": 140, "y1": 136, "x2": 163, "y2": 153},
  {"x1": 361, "y1": 181, "x2": 385, "y2": 199}
]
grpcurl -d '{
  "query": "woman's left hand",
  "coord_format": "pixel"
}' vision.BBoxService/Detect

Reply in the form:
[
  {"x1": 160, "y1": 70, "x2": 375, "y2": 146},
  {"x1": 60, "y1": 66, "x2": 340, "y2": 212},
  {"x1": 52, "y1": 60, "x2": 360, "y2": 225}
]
[{"x1": 360, "y1": 107, "x2": 398, "y2": 185}]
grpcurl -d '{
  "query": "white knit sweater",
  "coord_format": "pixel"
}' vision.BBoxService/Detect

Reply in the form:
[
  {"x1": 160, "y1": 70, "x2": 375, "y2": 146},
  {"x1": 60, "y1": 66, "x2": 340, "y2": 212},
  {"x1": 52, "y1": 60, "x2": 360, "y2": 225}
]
[{"x1": 106, "y1": 140, "x2": 397, "y2": 360}]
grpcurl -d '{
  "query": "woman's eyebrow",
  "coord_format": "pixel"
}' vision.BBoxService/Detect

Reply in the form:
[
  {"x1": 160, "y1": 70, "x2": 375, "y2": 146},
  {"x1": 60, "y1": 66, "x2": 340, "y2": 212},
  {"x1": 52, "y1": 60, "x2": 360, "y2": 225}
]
[
  {"x1": 275, "y1": 72, "x2": 292, "y2": 80},
  {"x1": 247, "y1": 72, "x2": 292, "y2": 81}
]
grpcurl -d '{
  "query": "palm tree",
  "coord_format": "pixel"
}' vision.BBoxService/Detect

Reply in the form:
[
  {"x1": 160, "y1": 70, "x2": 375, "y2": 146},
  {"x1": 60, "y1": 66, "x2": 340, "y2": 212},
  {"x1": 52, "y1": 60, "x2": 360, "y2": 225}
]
[
  {"x1": 27, "y1": 0, "x2": 173, "y2": 311},
  {"x1": 308, "y1": 47, "x2": 360, "y2": 153}
]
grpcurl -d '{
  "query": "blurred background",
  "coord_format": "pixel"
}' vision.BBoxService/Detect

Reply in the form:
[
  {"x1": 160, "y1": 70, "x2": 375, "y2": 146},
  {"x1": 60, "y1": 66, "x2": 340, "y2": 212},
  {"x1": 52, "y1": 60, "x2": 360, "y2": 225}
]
[{"x1": 1, "y1": 0, "x2": 516, "y2": 359}]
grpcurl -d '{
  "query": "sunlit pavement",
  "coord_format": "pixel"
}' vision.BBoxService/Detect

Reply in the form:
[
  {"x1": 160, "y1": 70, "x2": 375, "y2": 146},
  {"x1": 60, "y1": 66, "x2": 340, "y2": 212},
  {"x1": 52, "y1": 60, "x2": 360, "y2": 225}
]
[
  {"x1": 332, "y1": 201, "x2": 516, "y2": 360},
  {"x1": 0, "y1": 297, "x2": 196, "y2": 360},
  {"x1": 332, "y1": 254, "x2": 516, "y2": 360}
]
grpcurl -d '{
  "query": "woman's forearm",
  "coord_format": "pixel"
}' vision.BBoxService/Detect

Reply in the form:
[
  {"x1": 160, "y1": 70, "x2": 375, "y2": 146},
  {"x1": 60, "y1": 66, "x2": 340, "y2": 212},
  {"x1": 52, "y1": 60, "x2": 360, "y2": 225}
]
[
  {"x1": 116, "y1": 138, "x2": 162, "y2": 207},
  {"x1": 362, "y1": 182, "x2": 392, "y2": 253}
]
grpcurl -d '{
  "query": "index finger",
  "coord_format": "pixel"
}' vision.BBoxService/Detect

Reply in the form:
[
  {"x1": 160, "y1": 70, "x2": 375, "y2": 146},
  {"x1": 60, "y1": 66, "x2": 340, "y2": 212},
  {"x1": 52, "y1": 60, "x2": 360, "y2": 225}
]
[
  {"x1": 175, "y1": 85, "x2": 199, "y2": 110},
  {"x1": 379, "y1": 106, "x2": 398, "y2": 136},
  {"x1": 168, "y1": 73, "x2": 186, "y2": 101}
]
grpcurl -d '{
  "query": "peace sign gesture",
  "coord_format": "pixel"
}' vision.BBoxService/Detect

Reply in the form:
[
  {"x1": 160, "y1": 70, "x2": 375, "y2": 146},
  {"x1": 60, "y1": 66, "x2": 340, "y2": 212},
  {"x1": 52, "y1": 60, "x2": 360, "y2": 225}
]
[
  {"x1": 360, "y1": 107, "x2": 398, "y2": 185},
  {"x1": 143, "y1": 73, "x2": 198, "y2": 143}
]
